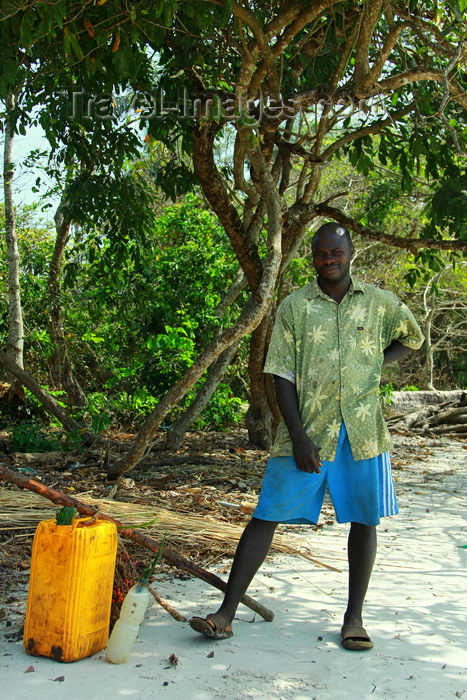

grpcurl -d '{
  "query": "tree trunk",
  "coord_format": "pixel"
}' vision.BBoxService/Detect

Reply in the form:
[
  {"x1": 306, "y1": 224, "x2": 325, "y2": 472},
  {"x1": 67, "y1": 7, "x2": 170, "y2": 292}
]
[
  {"x1": 424, "y1": 310, "x2": 435, "y2": 391},
  {"x1": 245, "y1": 310, "x2": 280, "y2": 449},
  {"x1": 164, "y1": 340, "x2": 240, "y2": 450},
  {"x1": 47, "y1": 198, "x2": 86, "y2": 406},
  {"x1": 3, "y1": 92, "x2": 24, "y2": 374},
  {"x1": 245, "y1": 212, "x2": 315, "y2": 448}
]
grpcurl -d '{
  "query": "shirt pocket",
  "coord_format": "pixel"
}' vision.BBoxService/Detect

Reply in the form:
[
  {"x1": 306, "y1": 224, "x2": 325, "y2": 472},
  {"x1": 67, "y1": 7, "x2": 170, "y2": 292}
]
[{"x1": 350, "y1": 325, "x2": 383, "y2": 365}]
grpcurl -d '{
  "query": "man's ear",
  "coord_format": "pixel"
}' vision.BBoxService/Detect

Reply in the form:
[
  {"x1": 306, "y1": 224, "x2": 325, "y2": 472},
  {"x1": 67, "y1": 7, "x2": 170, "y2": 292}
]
[{"x1": 350, "y1": 245, "x2": 355, "y2": 258}]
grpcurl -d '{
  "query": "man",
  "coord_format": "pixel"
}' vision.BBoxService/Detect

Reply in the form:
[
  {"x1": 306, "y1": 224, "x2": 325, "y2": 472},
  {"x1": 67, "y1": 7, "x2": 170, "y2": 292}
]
[{"x1": 190, "y1": 222, "x2": 424, "y2": 650}]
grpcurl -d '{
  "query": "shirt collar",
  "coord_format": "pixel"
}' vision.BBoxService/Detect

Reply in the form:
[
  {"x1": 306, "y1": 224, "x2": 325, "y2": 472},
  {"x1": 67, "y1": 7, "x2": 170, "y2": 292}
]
[{"x1": 304, "y1": 276, "x2": 365, "y2": 300}]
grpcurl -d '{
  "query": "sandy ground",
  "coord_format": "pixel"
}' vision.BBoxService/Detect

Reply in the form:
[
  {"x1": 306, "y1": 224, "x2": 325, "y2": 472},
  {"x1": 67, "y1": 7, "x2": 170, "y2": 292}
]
[{"x1": 1, "y1": 437, "x2": 466, "y2": 700}]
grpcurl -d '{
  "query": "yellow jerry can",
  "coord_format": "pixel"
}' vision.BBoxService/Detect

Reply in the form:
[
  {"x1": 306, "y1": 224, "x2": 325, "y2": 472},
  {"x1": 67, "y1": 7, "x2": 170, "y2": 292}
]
[{"x1": 24, "y1": 516, "x2": 118, "y2": 663}]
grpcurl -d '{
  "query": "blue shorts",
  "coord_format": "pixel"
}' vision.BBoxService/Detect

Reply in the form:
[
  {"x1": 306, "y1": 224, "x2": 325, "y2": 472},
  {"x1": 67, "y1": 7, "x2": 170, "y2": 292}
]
[{"x1": 253, "y1": 423, "x2": 398, "y2": 526}]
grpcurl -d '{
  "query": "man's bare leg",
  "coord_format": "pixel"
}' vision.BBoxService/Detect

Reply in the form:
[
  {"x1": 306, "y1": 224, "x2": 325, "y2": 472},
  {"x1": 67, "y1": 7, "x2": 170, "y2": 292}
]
[
  {"x1": 342, "y1": 522, "x2": 377, "y2": 648},
  {"x1": 190, "y1": 517, "x2": 278, "y2": 635}
]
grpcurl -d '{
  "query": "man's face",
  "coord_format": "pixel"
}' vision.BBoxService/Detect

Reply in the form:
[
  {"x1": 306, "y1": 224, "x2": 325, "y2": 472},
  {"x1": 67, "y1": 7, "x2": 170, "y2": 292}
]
[{"x1": 312, "y1": 230, "x2": 354, "y2": 284}]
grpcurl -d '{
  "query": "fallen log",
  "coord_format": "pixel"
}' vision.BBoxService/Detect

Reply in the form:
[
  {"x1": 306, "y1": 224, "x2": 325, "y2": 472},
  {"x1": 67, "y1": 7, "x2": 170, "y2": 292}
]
[
  {"x1": 0, "y1": 462, "x2": 275, "y2": 622},
  {"x1": 424, "y1": 410, "x2": 467, "y2": 427},
  {"x1": 388, "y1": 390, "x2": 466, "y2": 414},
  {"x1": 387, "y1": 406, "x2": 435, "y2": 429},
  {"x1": 388, "y1": 396, "x2": 467, "y2": 435},
  {"x1": 415, "y1": 423, "x2": 467, "y2": 435}
]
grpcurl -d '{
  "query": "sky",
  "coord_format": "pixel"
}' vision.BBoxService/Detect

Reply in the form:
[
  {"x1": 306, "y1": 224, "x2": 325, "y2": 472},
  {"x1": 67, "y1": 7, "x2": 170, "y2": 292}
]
[{"x1": 1, "y1": 121, "x2": 57, "y2": 217}]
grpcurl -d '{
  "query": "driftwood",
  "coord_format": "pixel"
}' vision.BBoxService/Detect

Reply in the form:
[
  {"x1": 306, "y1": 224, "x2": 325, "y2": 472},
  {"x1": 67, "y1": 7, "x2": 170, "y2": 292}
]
[
  {"x1": 387, "y1": 394, "x2": 467, "y2": 437},
  {"x1": 0, "y1": 462, "x2": 275, "y2": 622},
  {"x1": 149, "y1": 587, "x2": 187, "y2": 622},
  {"x1": 388, "y1": 390, "x2": 465, "y2": 414}
]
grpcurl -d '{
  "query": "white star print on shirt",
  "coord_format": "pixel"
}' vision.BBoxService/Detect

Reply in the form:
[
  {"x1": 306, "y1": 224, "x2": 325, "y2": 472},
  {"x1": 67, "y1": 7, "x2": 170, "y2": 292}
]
[
  {"x1": 360, "y1": 338, "x2": 377, "y2": 355},
  {"x1": 304, "y1": 385, "x2": 328, "y2": 411},
  {"x1": 355, "y1": 403, "x2": 372, "y2": 419},
  {"x1": 309, "y1": 325, "x2": 328, "y2": 342},
  {"x1": 347, "y1": 306, "x2": 366, "y2": 323},
  {"x1": 362, "y1": 439, "x2": 379, "y2": 457},
  {"x1": 327, "y1": 419, "x2": 341, "y2": 438}
]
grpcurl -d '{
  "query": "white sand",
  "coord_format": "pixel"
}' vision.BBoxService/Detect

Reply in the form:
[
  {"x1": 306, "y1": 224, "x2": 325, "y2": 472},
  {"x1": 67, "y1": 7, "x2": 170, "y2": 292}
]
[{"x1": 1, "y1": 438, "x2": 466, "y2": 700}]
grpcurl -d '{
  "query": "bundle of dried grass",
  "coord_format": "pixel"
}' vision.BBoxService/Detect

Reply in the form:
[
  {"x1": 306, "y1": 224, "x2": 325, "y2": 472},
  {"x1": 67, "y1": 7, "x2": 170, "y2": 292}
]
[{"x1": 0, "y1": 488, "x2": 339, "y2": 570}]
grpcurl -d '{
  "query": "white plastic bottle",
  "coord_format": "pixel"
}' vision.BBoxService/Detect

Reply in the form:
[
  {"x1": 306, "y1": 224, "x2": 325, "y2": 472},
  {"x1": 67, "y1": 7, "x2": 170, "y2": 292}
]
[{"x1": 106, "y1": 581, "x2": 151, "y2": 664}]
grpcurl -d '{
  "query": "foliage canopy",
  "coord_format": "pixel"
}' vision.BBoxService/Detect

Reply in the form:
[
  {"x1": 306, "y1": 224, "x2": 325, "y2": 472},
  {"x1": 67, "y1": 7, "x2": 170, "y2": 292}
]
[{"x1": 1, "y1": 1, "x2": 467, "y2": 471}]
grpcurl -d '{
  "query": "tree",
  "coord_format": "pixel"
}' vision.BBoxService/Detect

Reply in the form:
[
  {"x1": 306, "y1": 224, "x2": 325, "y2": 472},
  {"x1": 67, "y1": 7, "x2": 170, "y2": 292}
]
[
  {"x1": 1, "y1": 0, "x2": 165, "y2": 403},
  {"x1": 2, "y1": 92, "x2": 24, "y2": 374},
  {"x1": 422, "y1": 265, "x2": 467, "y2": 390},
  {"x1": 1, "y1": 2, "x2": 467, "y2": 477},
  {"x1": 126, "y1": 0, "x2": 467, "y2": 464}
]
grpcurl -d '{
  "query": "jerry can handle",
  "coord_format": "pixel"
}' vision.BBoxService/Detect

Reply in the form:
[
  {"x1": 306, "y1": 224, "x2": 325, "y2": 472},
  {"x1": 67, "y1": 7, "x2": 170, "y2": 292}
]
[{"x1": 72, "y1": 515, "x2": 100, "y2": 529}]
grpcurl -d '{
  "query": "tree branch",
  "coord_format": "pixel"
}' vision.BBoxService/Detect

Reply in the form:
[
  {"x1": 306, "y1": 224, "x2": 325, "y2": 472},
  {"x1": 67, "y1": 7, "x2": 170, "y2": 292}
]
[
  {"x1": 353, "y1": 0, "x2": 384, "y2": 86},
  {"x1": 320, "y1": 105, "x2": 414, "y2": 162},
  {"x1": 232, "y1": 2, "x2": 280, "y2": 95},
  {"x1": 192, "y1": 122, "x2": 263, "y2": 290},
  {"x1": 315, "y1": 204, "x2": 467, "y2": 253},
  {"x1": 392, "y1": 7, "x2": 464, "y2": 57},
  {"x1": 368, "y1": 22, "x2": 407, "y2": 84},
  {"x1": 107, "y1": 135, "x2": 283, "y2": 479},
  {"x1": 271, "y1": 0, "x2": 344, "y2": 60}
]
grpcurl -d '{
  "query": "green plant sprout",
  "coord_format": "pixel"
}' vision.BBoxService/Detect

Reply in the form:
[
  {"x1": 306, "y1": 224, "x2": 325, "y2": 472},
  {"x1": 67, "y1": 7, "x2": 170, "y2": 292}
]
[
  {"x1": 140, "y1": 534, "x2": 167, "y2": 584},
  {"x1": 55, "y1": 506, "x2": 78, "y2": 525}
]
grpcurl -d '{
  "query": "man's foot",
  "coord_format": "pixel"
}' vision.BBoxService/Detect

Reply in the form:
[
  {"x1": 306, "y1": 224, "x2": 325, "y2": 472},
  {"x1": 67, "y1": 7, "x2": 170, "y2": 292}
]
[
  {"x1": 189, "y1": 613, "x2": 233, "y2": 639},
  {"x1": 341, "y1": 623, "x2": 374, "y2": 651}
]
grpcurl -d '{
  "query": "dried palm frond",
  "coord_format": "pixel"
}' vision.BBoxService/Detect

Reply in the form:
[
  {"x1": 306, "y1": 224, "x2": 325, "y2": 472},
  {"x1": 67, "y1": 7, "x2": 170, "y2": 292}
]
[{"x1": 0, "y1": 488, "x2": 340, "y2": 570}]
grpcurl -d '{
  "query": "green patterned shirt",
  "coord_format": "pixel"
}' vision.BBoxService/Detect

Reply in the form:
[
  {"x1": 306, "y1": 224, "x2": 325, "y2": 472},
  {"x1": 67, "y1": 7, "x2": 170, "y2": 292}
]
[{"x1": 264, "y1": 277, "x2": 424, "y2": 461}]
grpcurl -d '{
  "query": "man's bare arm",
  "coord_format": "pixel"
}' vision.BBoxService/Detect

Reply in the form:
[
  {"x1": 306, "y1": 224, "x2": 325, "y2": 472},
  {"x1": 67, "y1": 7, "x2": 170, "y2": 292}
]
[
  {"x1": 383, "y1": 340, "x2": 413, "y2": 366},
  {"x1": 273, "y1": 375, "x2": 322, "y2": 473}
]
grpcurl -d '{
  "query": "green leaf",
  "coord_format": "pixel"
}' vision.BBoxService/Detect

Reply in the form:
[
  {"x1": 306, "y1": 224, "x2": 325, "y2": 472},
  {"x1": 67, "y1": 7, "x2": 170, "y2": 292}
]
[
  {"x1": 220, "y1": 0, "x2": 233, "y2": 27},
  {"x1": 56, "y1": 507, "x2": 78, "y2": 525},
  {"x1": 68, "y1": 32, "x2": 83, "y2": 60},
  {"x1": 140, "y1": 534, "x2": 167, "y2": 582}
]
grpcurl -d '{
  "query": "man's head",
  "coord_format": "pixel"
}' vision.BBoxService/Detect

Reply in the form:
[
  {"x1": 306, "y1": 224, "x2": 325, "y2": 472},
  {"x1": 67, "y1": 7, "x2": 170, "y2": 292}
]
[{"x1": 311, "y1": 222, "x2": 354, "y2": 286}]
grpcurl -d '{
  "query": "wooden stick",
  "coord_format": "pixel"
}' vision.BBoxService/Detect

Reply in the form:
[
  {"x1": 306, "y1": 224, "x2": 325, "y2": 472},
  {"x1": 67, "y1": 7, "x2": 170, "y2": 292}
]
[
  {"x1": 149, "y1": 586, "x2": 187, "y2": 622},
  {"x1": 0, "y1": 463, "x2": 275, "y2": 622}
]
